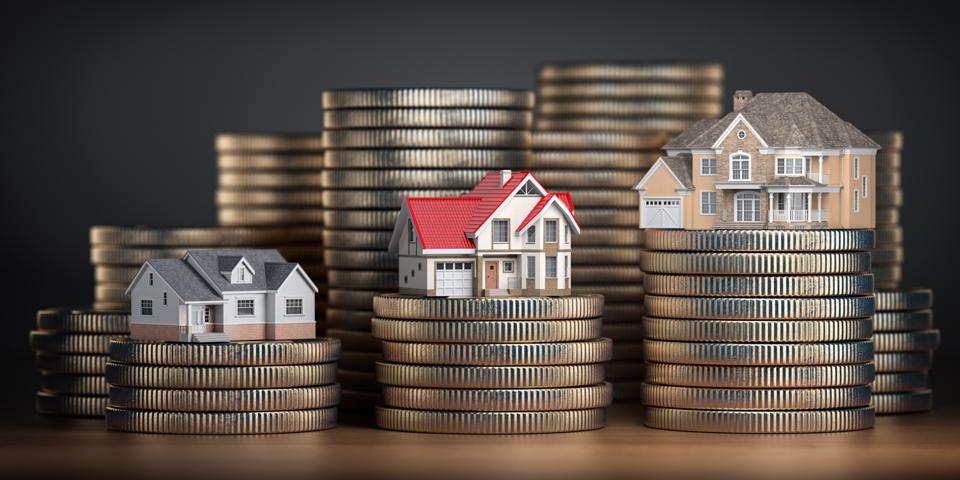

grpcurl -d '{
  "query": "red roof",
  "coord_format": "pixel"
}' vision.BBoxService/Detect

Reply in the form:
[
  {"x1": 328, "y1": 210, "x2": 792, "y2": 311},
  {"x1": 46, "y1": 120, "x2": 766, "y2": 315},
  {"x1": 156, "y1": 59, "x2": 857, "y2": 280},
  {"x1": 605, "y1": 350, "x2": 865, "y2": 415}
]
[
  {"x1": 406, "y1": 197, "x2": 480, "y2": 249},
  {"x1": 461, "y1": 171, "x2": 534, "y2": 233},
  {"x1": 516, "y1": 192, "x2": 579, "y2": 232}
]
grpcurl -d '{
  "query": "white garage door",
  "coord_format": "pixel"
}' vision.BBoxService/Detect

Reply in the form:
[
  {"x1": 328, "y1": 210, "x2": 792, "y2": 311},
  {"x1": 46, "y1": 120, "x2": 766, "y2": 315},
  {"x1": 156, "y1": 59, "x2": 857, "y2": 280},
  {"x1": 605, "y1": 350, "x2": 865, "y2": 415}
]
[
  {"x1": 642, "y1": 198, "x2": 682, "y2": 229},
  {"x1": 436, "y1": 262, "x2": 474, "y2": 297}
]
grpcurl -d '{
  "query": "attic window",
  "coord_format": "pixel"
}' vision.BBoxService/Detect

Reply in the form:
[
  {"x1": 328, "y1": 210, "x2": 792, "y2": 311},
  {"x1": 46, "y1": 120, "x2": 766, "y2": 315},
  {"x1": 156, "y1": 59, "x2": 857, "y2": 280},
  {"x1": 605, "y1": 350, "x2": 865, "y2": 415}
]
[
  {"x1": 149, "y1": 273, "x2": 154, "y2": 286},
  {"x1": 737, "y1": 130, "x2": 746, "y2": 140},
  {"x1": 516, "y1": 180, "x2": 539, "y2": 196}
]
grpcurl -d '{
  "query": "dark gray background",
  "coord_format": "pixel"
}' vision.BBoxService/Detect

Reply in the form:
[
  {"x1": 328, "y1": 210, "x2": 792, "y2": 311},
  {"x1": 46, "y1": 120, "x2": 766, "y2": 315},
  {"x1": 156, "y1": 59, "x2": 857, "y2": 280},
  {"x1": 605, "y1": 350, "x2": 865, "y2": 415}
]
[{"x1": 2, "y1": 0, "x2": 957, "y2": 417}]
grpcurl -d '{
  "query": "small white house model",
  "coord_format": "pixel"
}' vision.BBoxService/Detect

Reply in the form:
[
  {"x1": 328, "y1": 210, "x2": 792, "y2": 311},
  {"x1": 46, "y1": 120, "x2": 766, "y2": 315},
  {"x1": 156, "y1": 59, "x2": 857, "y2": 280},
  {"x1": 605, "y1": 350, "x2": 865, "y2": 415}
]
[
  {"x1": 125, "y1": 249, "x2": 318, "y2": 342},
  {"x1": 388, "y1": 170, "x2": 581, "y2": 297}
]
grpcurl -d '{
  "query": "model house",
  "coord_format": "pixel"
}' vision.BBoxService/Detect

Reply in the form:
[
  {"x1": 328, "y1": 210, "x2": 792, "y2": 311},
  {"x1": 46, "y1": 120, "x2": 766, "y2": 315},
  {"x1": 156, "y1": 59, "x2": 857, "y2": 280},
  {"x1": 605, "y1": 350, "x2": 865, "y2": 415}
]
[
  {"x1": 633, "y1": 90, "x2": 879, "y2": 230},
  {"x1": 388, "y1": 170, "x2": 580, "y2": 297},
  {"x1": 125, "y1": 249, "x2": 318, "y2": 342}
]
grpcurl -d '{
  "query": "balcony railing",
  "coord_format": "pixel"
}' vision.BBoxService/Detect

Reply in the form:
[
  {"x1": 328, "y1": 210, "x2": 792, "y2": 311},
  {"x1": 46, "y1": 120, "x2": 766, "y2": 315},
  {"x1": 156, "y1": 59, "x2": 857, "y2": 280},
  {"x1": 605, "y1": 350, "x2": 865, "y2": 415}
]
[{"x1": 770, "y1": 209, "x2": 826, "y2": 223}]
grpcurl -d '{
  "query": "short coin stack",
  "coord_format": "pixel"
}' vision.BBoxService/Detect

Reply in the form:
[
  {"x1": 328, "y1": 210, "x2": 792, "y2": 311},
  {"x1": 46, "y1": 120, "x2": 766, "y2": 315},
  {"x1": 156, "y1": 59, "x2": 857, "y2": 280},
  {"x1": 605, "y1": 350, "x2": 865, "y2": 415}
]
[
  {"x1": 30, "y1": 308, "x2": 130, "y2": 417},
  {"x1": 105, "y1": 337, "x2": 342, "y2": 434},
  {"x1": 372, "y1": 294, "x2": 612, "y2": 434},
  {"x1": 213, "y1": 133, "x2": 327, "y2": 330},
  {"x1": 869, "y1": 131, "x2": 904, "y2": 289},
  {"x1": 872, "y1": 289, "x2": 939, "y2": 414},
  {"x1": 640, "y1": 230, "x2": 877, "y2": 433},
  {"x1": 321, "y1": 88, "x2": 535, "y2": 408}
]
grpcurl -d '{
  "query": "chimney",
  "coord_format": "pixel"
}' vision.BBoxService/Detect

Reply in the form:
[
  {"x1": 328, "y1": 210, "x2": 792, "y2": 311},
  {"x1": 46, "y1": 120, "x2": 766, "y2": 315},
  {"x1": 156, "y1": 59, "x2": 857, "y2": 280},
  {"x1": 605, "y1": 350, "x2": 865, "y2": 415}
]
[
  {"x1": 733, "y1": 90, "x2": 753, "y2": 111},
  {"x1": 500, "y1": 169, "x2": 512, "y2": 187}
]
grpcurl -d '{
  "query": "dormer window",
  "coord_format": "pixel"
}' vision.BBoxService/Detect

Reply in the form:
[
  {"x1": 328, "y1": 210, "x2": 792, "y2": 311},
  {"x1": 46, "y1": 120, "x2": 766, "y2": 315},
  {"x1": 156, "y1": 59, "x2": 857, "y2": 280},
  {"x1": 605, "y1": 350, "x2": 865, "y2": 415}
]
[
  {"x1": 516, "y1": 180, "x2": 540, "y2": 196},
  {"x1": 220, "y1": 256, "x2": 254, "y2": 284}
]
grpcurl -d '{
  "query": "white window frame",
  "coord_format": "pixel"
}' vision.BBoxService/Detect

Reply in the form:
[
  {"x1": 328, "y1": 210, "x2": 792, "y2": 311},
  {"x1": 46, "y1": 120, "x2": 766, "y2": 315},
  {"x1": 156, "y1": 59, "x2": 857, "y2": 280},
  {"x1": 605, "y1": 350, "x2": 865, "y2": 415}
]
[
  {"x1": 737, "y1": 130, "x2": 746, "y2": 140},
  {"x1": 525, "y1": 225, "x2": 536, "y2": 244},
  {"x1": 203, "y1": 307, "x2": 212, "y2": 323},
  {"x1": 862, "y1": 176, "x2": 868, "y2": 197},
  {"x1": 730, "y1": 152, "x2": 751, "y2": 181},
  {"x1": 854, "y1": 157, "x2": 861, "y2": 179},
  {"x1": 700, "y1": 157, "x2": 717, "y2": 176},
  {"x1": 734, "y1": 191, "x2": 761, "y2": 222},
  {"x1": 492, "y1": 219, "x2": 509, "y2": 243},
  {"x1": 285, "y1": 298, "x2": 304, "y2": 316},
  {"x1": 140, "y1": 299, "x2": 153, "y2": 316},
  {"x1": 526, "y1": 256, "x2": 536, "y2": 279},
  {"x1": 776, "y1": 157, "x2": 805, "y2": 176},
  {"x1": 502, "y1": 261, "x2": 514, "y2": 273},
  {"x1": 545, "y1": 256, "x2": 558, "y2": 278},
  {"x1": 545, "y1": 219, "x2": 558, "y2": 243},
  {"x1": 148, "y1": 273, "x2": 153, "y2": 286},
  {"x1": 162, "y1": 291, "x2": 167, "y2": 305},
  {"x1": 516, "y1": 180, "x2": 539, "y2": 196},
  {"x1": 565, "y1": 225, "x2": 570, "y2": 244},
  {"x1": 853, "y1": 190, "x2": 860, "y2": 212},
  {"x1": 700, "y1": 191, "x2": 718, "y2": 215},
  {"x1": 236, "y1": 299, "x2": 255, "y2": 317}
]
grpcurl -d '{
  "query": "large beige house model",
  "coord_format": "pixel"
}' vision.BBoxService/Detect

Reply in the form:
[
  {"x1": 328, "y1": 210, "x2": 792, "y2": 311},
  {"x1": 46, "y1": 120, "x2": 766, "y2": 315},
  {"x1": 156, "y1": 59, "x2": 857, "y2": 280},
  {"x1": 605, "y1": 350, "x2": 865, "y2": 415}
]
[{"x1": 633, "y1": 90, "x2": 879, "y2": 229}]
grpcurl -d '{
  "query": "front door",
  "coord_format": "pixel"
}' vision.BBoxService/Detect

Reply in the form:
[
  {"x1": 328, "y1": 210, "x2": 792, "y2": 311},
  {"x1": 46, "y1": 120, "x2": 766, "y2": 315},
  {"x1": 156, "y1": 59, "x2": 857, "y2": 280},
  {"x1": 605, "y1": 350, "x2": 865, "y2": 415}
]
[
  {"x1": 485, "y1": 261, "x2": 499, "y2": 289},
  {"x1": 191, "y1": 308, "x2": 205, "y2": 334}
]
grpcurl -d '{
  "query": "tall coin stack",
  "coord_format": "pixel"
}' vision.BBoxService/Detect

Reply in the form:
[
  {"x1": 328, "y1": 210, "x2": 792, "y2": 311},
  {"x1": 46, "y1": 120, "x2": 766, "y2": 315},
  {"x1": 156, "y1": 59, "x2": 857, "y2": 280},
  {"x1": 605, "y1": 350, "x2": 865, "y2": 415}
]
[
  {"x1": 371, "y1": 294, "x2": 612, "y2": 434},
  {"x1": 872, "y1": 289, "x2": 939, "y2": 414},
  {"x1": 640, "y1": 230, "x2": 877, "y2": 433},
  {"x1": 532, "y1": 62, "x2": 725, "y2": 400},
  {"x1": 213, "y1": 133, "x2": 327, "y2": 331},
  {"x1": 320, "y1": 88, "x2": 535, "y2": 409},
  {"x1": 30, "y1": 308, "x2": 129, "y2": 417},
  {"x1": 105, "y1": 337, "x2": 342, "y2": 434},
  {"x1": 869, "y1": 131, "x2": 904, "y2": 288}
]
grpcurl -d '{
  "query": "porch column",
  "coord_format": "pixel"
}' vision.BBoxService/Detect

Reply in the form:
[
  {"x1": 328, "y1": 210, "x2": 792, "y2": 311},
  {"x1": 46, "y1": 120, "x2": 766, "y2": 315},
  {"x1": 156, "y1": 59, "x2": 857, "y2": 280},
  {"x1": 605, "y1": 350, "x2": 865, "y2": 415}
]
[
  {"x1": 818, "y1": 155, "x2": 824, "y2": 183},
  {"x1": 768, "y1": 192, "x2": 774, "y2": 222},
  {"x1": 807, "y1": 192, "x2": 812, "y2": 222},
  {"x1": 817, "y1": 192, "x2": 823, "y2": 221},
  {"x1": 785, "y1": 193, "x2": 792, "y2": 223}
]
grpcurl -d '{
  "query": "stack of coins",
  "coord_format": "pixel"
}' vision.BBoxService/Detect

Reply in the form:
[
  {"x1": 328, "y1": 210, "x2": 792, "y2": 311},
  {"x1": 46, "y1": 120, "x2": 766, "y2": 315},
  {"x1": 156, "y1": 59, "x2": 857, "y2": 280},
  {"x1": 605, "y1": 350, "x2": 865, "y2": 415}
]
[
  {"x1": 869, "y1": 131, "x2": 904, "y2": 289},
  {"x1": 90, "y1": 226, "x2": 304, "y2": 311},
  {"x1": 30, "y1": 308, "x2": 129, "y2": 417},
  {"x1": 105, "y1": 337, "x2": 341, "y2": 434},
  {"x1": 372, "y1": 294, "x2": 612, "y2": 434},
  {"x1": 640, "y1": 230, "x2": 877, "y2": 433},
  {"x1": 213, "y1": 133, "x2": 327, "y2": 331},
  {"x1": 321, "y1": 88, "x2": 535, "y2": 408},
  {"x1": 872, "y1": 289, "x2": 939, "y2": 414},
  {"x1": 532, "y1": 63, "x2": 725, "y2": 401}
]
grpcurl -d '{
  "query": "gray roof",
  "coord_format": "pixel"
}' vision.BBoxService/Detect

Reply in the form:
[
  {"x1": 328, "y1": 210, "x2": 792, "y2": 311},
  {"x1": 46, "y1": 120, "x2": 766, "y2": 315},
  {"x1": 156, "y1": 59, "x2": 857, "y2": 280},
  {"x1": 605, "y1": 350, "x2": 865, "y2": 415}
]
[
  {"x1": 145, "y1": 259, "x2": 221, "y2": 302},
  {"x1": 660, "y1": 154, "x2": 694, "y2": 189},
  {"x1": 766, "y1": 176, "x2": 823, "y2": 187},
  {"x1": 265, "y1": 262, "x2": 298, "y2": 289},
  {"x1": 217, "y1": 256, "x2": 243, "y2": 272},
  {"x1": 664, "y1": 92, "x2": 880, "y2": 150},
  {"x1": 186, "y1": 249, "x2": 294, "y2": 292}
]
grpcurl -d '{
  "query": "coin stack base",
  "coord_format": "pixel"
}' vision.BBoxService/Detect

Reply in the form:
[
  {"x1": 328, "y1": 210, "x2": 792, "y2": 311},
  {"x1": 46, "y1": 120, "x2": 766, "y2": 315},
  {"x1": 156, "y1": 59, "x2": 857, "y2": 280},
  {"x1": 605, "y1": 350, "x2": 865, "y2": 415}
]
[
  {"x1": 105, "y1": 337, "x2": 342, "y2": 434},
  {"x1": 372, "y1": 294, "x2": 611, "y2": 434},
  {"x1": 872, "y1": 289, "x2": 938, "y2": 414},
  {"x1": 640, "y1": 230, "x2": 876, "y2": 433},
  {"x1": 31, "y1": 308, "x2": 130, "y2": 417}
]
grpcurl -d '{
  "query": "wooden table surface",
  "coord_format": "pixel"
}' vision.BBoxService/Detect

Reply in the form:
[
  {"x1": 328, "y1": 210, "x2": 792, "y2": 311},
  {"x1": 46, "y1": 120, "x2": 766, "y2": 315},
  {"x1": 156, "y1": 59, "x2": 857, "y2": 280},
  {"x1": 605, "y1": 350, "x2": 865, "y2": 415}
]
[{"x1": 2, "y1": 404, "x2": 959, "y2": 480}]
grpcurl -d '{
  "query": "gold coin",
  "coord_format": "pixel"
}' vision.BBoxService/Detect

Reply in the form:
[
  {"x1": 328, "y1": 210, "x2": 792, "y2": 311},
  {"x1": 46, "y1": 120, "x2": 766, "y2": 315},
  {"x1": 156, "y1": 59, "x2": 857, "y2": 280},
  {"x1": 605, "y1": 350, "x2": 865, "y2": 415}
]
[
  {"x1": 323, "y1": 149, "x2": 529, "y2": 169},
  {"x1": 382, "y1": 383, "x2": 612, "y2": 411},
  {"x1": 876, "y1": 188, "x2": 904, "y2": 207},
  {"x1": 41, "y1": 374, "x2": 108, "y2": 395},
  {"x1": 90, "y1": 246, "x2": 187, "y2": 266},
  {"x1": 532, "y1": 170, "x2": 644, "y2": 188},
  {"x1": 876, "y1": 151, "x2": 901, "y2": 171},
  {"x1": 95, "y1": 284, "x2": 126, "y2": 302},
  {"x1": 380, "y1": 338, "x2": 614, "y2": 366},
  {"x1": 376, "y1": 362, "x2": 605, "y2": 388},
  {"x1": 644, "y1": 406, "x2": 874, "y2": 433},
  {"x1": 573, "y1": 247, "x2": 643, "y2": 265},
  {"x1": 29, "y1": 331, "x2": 113, "y2": 354},
  {"x1": 324, "y1": 249, "x2": 394, "y2": 270},
  {"x1": 218, "y1": 208, "x2": 324, "y2": 226},
  {"x1": 570, "y1": 265, "x2": 644, "y2": 284},
  {"x1": 871, "y1": 371, "x2": 928, "y2": 393},
  {"x1": 643, "y1": 317, "x2": 872, "y2": 343},
  {"x1": 537, "y1": 62, "x2": 724, "y2": 82},
  {"x1": 531, "y1": 150, "x2": 660, "y2": 170},
  {"x1": 327, "y1": 329, "x2": 381, "y2": 352},
  {"x1": 877, "y1": 171, "x2": 901, "y2": 187},
  {"x1": 326, "y1": 308, "x2": 374, "y2": 330},
  {"x1": 644, "y1": 295, "x2": 875, "y2": 320},
  {"x1": 643, "y1": 274, "x2": 874, "y2": 297},
  {"x1": 532, "y1": 131, "x2": 668, "y2": 150},
  {"x1": 322, "y1": 88, "x2": 535, "y2": 109},
  {"x1": 563, "y1": 189, "x2": 636, "y2": 208},
  {"x1": 106, "y1": 406, "x2": 337, "y2": 434},
  {"x1": 215, "y1": 189, "x2": 324, "y2": 207},
  {"x1": 215, "y1": 133, "x2": 323, "y2": 153},
  {"x1": 322, "y1": 189, "x2": 465, "y2": 209},
  {"x1": 35, "y1": 353, "x2": 108, "y2": 374},
  {"x1": 871, "y1": 245, "x2": 904, "y2": 264},
  {"x1": 874, "y1": 351, "x2": 933, "y2": 372},
  {"x1": 642, "y1": 384, "x2": 871, "y2": 410},
  {"x1": 108, "y1": 385, "x2": 341, "y2": 411},
  {"x1": 644, "y1": 363, "x2": 875, "y2": 388},
  {"x1": 323, "y1": 129, "x2": 531, "y2": 149},
  {"x1": 324, "y1": 108, "x2": 532, "y2": 129},
  {"x1": 372, "y1": 293, "x2": 605, "y2": 320},
  {"x1": 873, "y1": 330, "x2": 941, "y2": 352},
  {"x1": 323, "y1": 210, "x2": 398, "y2": 229},
  {"x1": 376, "y1": 406, "x2": 605, "y2": 434},
  {"x1": 328, "y1": 289, "x2": 383, "y2": 310},
  {"x1": 89, "y1": 225, "x2": 304, "y2": 246},
  {"x1": 322, "y1": 229, "x2": 391, "y2": 250},
  {"x1": 871, "y1": 390, "x2": 933, "y2": 414},
  {"x1": 873, "y1": 310, "x2": 933, "y2": 332},
  {"x1": 875, "y1": 288, "x2": 934, "y2": 311},
  {"x1": 105, "y1": 362, "x2": 338, "y2": 389},
  {"x1": 641, "y1": 251, "x2": 871, "y2": 275},
  {"x1": 875, "y1": 226, "x2": 903, "y2": 244},
  {"x1": 371, "y1": 317, "x2": 603, "y2": 343},
  {"x1": 218, "y1": 171, "x2": 323, "y2": 188},
  {"x1": 535, "y1": 117, "x2": 704, "y2": 134},
  {"x1": 869, "y1": 131, "x2": 903, "y2": 150},
  {"x1": 109, "y1": 337, "x2": 341, "y2": 366},
  {"x1": 872, "y1": 265, "x2": 902, "y2": 290},
  {"x1": 35, "y1": 392, "x2": 106, "y2": 417},
  {"x1": 216, "y1": 154, "x2": 324, "y2": 170},
  {"x1": 574, "y1": 207, "x2": 638, "y2": 227},
  {"x1": 321, "y1": 169, "x2": 487, "y2": 189},
  {"x1": 36, "y1": 308, "x2": 129, "y2": 334},
  {"x1": 328, "y1": 269, "x2": 397, "y2": 289},
  {"x1": 644, "y1": 229, "x2": 876, "y2": 252},
  {"x1": 538, "y1": 83, "x2": 724, "y2": 99},
  {"x1": 537, "y1": 99, "x2": 723, "y2": 117},
  {"x1": 571, "y1": 285, "x2": 643, "y2": 304},
  {"x1": 643, "y1": 339, "x2": 874, "y2": 366},
  {"x1": 603, "y1": 304, "x2": 646, "y2": 323}
]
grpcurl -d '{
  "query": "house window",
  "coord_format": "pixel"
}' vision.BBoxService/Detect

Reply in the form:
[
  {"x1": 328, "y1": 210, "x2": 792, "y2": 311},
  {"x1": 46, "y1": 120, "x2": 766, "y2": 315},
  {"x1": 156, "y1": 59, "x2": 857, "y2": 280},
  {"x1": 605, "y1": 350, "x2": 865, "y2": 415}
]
[
  {"x1": 140, "y1": 299, "x2": 153, "y2": 316},
  {"x1": 404, "y1": 275, "x2": 408, "y2": 283},
  {"x1": 286, "y1": 298, "x2": 303, "y2": 315},
  {"x1": 776, "y1": 157, "x2": 804, "y2": 176},
  {"x1": 148, "y1": 273, "x2": 153, "y2": 286},
  {"x1": 240, "y1": 268, "x2": 245, "y2": 281},
  {"x1": 516, "y1": 180, "x2": 539, "y2": 196},
  {"x1": 700, "y1": 157, "x2": 717, "y2": 175},
  {"x1": 237, "y1": 299, "x2": 255, "y2": 316},
  {"x1": 503, "y1": 261, "x2": 514, "y2": 273},
  {"x1": 730, "y1": 153, "x2": 751, "y2": 180},
  {"x1": 862, "y1": 176, "x2": 868, "y2": 197},
  {"x1": 565, "y1": 226, "x2": 570, "y2": 243},
  {"x1": 203, "y1": 307, "x2": 211, "y2": 323},
  {"x1": 734, "y1": 191, "x2": 761, "y2": 222},
  {"x1": 162, "y1": 292, "x2": 167, "y2": 305},
  {"x1": 492, "y1": 220, "x2": 509, "y2": 243},
  {"x1": 854, "y1": 190, "x2": 860, "y2": 212},
  {"x1": 408, "y1": 219, "x2": 414, "y2": 242},
  {"x1": 737, "y1": 130, "x2": 746, "y2": 140},
  {"x1": 566, "y1": 256, "x2": 570, "y2": 278},
  {"x1": 545, "y1": 256, "x2": 558, "y2": 278},
  {"x1": 854, "y1": 157, "x2": 861, "y2": 179},
  {"x1": 545, "y1": 219, "x2": 558, "y2": 243},
  {"x1": 526, "y1": 256, "x2": 536, "y2": 279},
  {"x1": 700, "y1": 191, "x2": 717, "y2": 215},
  {"x1": 418, "y1": 263, "x2": 422, "y2": 270},
  {"x1": 526, "y1": 225, "x2": 536, "y2": 244}
]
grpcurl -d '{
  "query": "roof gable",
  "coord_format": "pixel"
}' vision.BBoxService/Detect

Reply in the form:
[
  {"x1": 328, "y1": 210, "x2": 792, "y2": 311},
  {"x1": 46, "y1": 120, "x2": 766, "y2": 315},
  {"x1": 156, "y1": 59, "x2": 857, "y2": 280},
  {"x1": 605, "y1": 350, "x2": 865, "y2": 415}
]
[
  {"x1": 126, "y1": 259, "x2": 222, "y2": 302},
  {"x1": 633, "y1": 155, "x2": 693, "y2": 191},
  {"x1": 403, "y1": 197, "x2": 480, "y2": 250},
  {"x1": 516, "y1": 193, "x2": 581, "y2": 234}
]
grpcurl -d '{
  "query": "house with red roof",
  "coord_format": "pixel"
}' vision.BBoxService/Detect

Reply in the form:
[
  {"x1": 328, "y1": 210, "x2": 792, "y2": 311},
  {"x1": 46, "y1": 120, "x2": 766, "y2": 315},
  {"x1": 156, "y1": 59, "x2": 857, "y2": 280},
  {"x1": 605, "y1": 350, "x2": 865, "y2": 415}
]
[{"x1": 388, "y1": 170, "x2": 581, "y2": 297}]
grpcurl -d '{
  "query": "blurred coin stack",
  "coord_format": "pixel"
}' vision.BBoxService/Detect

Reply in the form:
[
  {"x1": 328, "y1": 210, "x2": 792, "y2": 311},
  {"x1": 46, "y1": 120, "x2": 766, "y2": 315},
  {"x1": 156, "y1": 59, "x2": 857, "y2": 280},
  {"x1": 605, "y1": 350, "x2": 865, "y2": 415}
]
[
  {"x1": 640, "y1": 230, "x2": 877, "y2": 433},
  {"x1": 532, "y1": 62, "x2": 725, "y2": 400},
  {"x1": 213, "y1": 133, "x2": 327, "y2": 331},
  {"x1": 30, "y1": 308, "x2": 129, "y2": 417},
  {"x1": 320, "y1": 88, "x2": 535, "y2": 408},
  {"x1": 90, "y1": 226, "x2": 298, "y2": 311},
  {"x1": 869, "y1": 131, "x2": 904, "y2": 288},
  {"x1": 371, "y1": 294, "x2": 612, "y2": 434},
  {"x1": 105, "y1": 337, "x2": 341, "y2": 434},
  {"x1": 872, "y1": 289, "x2": 939, "y2": 414}
]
